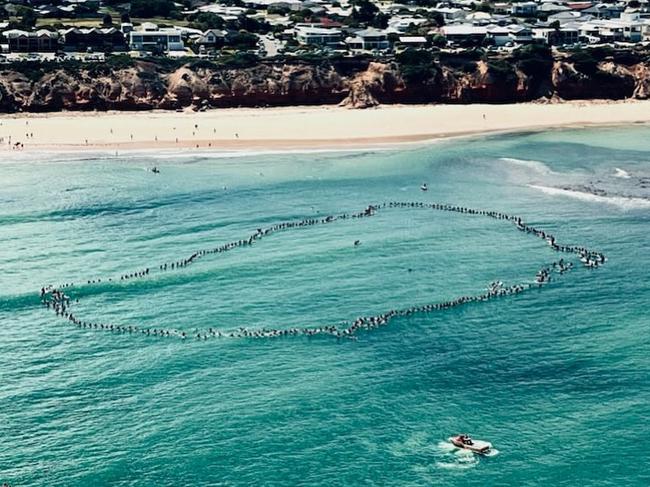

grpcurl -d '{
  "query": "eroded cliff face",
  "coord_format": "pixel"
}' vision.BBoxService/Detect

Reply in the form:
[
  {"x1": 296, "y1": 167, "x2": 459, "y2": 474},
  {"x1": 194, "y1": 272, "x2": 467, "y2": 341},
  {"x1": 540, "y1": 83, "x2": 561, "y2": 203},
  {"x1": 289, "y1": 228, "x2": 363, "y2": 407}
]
[
  {"x1": 551, "y1": 60, "x2": 636, "y2": 100},
  {"x1": 0, "y1": 55, "x2": 648, "y2": 112}
]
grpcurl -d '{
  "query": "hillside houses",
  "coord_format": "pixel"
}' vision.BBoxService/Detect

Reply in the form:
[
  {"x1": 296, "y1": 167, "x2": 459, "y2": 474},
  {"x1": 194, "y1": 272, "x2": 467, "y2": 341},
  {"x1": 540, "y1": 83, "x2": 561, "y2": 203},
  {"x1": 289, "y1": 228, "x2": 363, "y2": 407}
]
[
  {"x1": 3, "y1": 29, "x2": 59, "y2": 52},
  {"x1": 425, "y1": 0, "x2": 650, "y2": 47},
  {"x1": 2, "y1": 0, "x2": 650, "y2": 60},
  {"x1": 61, "y1": 28, "x2": 127, "y2": 52}
]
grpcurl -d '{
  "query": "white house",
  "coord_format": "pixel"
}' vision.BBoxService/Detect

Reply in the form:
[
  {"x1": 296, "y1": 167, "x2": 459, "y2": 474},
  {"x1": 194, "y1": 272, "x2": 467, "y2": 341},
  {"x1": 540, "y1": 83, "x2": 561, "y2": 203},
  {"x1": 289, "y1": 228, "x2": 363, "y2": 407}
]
[
  {"x1": 465, "y1": 11, "x2": 494, "y2": 25},
  {"x1": 487, "y1": 25, "x2": 511, "y2": 45},
  {"x1": 295, "y1": 26, "x2": 343, "y2": 46},
  {"x1": 579, "y1": 18, "x2": 644, "y2": 42},
  {"x1": 511, "y1": 2, "x2": 538, "y2": 16},
  {"x1": 198, "y1": 4, "x2": 247, "y2": 16},
  {"x1": 129, "y1": 27, "x2": 185, "y2": 52},
  {"x1": 346, "y1": 28, "x2": 390, "y2": 50},
  {"x1": 440, "y1": 24, "x2": 488, "y2": 44},
  {"x1": 388, "y1": 17, "x2": 429, "y2": 33},
  {"x1": 508, "y1": 24, "x2": 534, "y2": 43},
  {"x1": 492, "y1": 2, "x2": 511, "y2": 14},
  {"x1": 533, "y1": 26, "x2": 579, "y2": 44},
  {"x1": 431, "y1": 7, "x2": 468, "y2": 22},
  {"x1": 538, "y1": 3, "x2": 571, "y2": 14},
  {"x1": 547, "y1": 11, "x2": 588, "y2": 24},
  {"x1": 195, "y1": 29, "x2": 227, "y2": 49},
  {"x1": 398, "y1": 35, "x2": 428, "y2": 47}
]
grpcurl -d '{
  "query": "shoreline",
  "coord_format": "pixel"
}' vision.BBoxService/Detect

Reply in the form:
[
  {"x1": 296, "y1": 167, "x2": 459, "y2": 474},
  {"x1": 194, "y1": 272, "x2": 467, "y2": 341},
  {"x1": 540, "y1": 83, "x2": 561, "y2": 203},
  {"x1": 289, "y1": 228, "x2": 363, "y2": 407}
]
[{"x1": 1, "y1": 100, "x2": 650, "y2": 153}]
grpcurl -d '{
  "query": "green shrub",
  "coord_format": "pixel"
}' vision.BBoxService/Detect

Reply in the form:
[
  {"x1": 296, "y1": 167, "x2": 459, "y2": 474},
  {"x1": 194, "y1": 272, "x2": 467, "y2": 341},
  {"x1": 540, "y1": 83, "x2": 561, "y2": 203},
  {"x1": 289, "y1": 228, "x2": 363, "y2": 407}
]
[
  {"x1": 219, "y1": 52, "x2": 259, "y2": 68},
  {"x1": 130, "y1": 0, "x2": 177, "y2": 17},
  {"x1": 513, "y1": 44, "x2": 553, "y2": 77},
  {"x1": 396, "y1": 48, "x2": 438, "y2": 83},
  {"x1": 487, "y1": 59, "x2": 517, "y2": 83},
  {"x1": 569, "y1": 49, "x2": 598, "y2": 75}
]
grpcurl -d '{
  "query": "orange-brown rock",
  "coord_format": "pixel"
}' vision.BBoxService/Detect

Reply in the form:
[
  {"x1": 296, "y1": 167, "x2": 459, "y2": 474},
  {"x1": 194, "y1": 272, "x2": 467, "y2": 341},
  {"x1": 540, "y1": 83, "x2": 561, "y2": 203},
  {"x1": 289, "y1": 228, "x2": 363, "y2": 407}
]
[{"x1": 1, "y1": 54, "x2": 649, "y2": 113}]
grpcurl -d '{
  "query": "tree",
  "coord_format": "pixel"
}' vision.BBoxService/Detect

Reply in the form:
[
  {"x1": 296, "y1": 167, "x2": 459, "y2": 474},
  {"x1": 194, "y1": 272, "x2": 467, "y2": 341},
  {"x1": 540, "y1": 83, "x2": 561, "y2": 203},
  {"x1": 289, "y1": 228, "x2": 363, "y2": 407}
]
[
  {"x1": 431, "y1": 34, "x2": 447, "y2": 47},
  {"x1": 102, "y1": 13, "x2": 113, "y2": 27},
  {"x1": 289, "y1": 8, "x2": 314, "y2": 23},
  {"x1": 189, "y1": 12, "x2": 225, "y2": 31},
  {"x1": 396, "y1": 48, "x2": 438, "y2": 83},
  {"x1": 429, "y1": 12, "x2": 445, "y2": 27},
  {"x1": 220, "y1": 51, "x2": 259, "y2": 68},
  {"x1": 512, "y1": 44, "x2": 553, "y2": 76},
  {"x1": 267, "y1": 5, "x2": 290, "y2": 15},
  {"x1": 235, "y1": 14, "x2": 271, "y2": 34},
  {"x1": 130, "y1": 0, "x2": 177, "y2": 18},
  {"x1": 370, "y1": 12, "x2": 389, "y2": 29},
  {"x1": 350, "y1": 0, "x2": 379, "y2": 23},
  {"x1": 17, "y1": 7, "x2": 37, "y2": 29},
  {"x1": 486, "y1": 59, "x2": 517, "y2": 83},
  {"x1": 226, "y1": 31, "x2": 258, "y2": 49},
  {"x1": 473, "y1": 1, "x2": 493, "y2": 13}
]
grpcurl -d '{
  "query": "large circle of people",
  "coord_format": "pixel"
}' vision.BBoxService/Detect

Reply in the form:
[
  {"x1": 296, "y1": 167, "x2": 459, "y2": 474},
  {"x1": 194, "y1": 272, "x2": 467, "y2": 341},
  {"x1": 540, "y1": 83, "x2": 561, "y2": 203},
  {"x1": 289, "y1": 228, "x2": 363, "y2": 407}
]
[{"x1": 40, "y1": 201, "x2": 606, "y2": 342}]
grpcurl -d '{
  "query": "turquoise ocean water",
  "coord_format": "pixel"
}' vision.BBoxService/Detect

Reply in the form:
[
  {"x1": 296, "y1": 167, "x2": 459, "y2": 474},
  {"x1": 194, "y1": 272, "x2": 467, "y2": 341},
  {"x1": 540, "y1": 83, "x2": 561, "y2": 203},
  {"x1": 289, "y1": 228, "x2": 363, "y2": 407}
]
[{"x1": 1, "y1": 126, "x2": 649, "y2": 486}]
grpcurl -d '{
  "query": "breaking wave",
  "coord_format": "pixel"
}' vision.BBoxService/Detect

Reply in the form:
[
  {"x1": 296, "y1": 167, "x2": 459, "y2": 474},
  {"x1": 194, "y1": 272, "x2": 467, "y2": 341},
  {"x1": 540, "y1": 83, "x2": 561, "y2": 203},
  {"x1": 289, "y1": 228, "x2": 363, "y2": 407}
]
[
  {"x1": 528, "y1": 184, "x2": 650, "y2": 209},
  {"x1": 613, "y1": 167, "x2": 632, "y2": 179},
  {"x1": 499, "y1": 157, "x2": 556, "y2": 175}
]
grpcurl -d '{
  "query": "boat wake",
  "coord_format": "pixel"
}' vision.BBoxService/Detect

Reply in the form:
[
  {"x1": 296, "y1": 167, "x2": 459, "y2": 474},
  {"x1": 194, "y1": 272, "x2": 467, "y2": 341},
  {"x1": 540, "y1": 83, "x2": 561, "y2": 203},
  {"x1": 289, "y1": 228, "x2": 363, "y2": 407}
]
[
  {"x1": 434, "y1": 441, "x2": 480, "y2": 470},
  {"x1": 433, "y1": 440, "x2": 500, "y2": 470}
]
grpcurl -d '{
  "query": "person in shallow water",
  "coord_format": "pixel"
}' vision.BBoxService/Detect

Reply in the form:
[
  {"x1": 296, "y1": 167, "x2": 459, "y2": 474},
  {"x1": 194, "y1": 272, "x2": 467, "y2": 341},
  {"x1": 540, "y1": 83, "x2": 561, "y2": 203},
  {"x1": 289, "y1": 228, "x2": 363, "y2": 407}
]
[{"x1": 38, "y1": 201, "x2": 605, "y2": 342}]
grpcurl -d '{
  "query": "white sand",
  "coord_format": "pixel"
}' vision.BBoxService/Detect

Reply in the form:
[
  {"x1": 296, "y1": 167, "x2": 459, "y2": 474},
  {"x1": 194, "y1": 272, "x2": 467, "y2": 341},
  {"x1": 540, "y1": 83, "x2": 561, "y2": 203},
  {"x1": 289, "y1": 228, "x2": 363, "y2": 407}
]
[{"x1": 1, "y1": 100, "x2": 649, "y2": 152}]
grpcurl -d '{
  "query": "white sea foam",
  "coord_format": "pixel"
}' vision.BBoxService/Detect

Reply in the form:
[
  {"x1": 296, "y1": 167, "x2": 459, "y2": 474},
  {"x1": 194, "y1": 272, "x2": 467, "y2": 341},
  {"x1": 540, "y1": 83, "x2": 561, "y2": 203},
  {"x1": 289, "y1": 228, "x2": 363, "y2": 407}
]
[
  {"x1": 435, "y1": 460, "x2": 478, "y2": 470},
  {"x1": 436, "y1": 441, "x2": 457, "y2": 453},
  {"x1": 528, "y1": 184, "x2": 650, "y2": 209},
  {"x1": 0, "y1": 146, "x2": 394, "y2": 164},
  {"x1": 388, "y1": 433, "x2": 431, "y2": 457},
  {"x1": 499, "y1": 157, "x2": 556, "y2": 175},
  {"x1": 613, "y1": 167, "x2": 632, "y2": 179},
  {"x1": 140, "y1": 147, "x2": 394, "y2": 161}
]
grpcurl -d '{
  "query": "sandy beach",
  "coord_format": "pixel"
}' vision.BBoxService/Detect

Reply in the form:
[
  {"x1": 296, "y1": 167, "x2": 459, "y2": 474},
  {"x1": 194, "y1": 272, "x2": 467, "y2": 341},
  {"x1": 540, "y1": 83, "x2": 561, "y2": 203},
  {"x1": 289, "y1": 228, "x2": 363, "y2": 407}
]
[{"x1": 1, "y1": 100, "x2": 650, "y2": 152}]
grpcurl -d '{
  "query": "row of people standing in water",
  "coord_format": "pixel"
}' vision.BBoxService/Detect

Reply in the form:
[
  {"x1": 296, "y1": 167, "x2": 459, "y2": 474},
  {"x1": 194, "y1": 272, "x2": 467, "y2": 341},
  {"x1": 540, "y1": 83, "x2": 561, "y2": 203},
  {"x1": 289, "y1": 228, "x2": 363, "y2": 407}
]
[
  {"x1": 50, "y1": 205, "x2": 378, "y2": 289},
  {"x1": 49, "y1": 202, "x2": 605, "y2": 290},
  {"x1": 39, "y1": 201, "x2": 606, "y2": 341},
  {"x1": 39, "y1": 256, "x2": 578, "y2": 341}
]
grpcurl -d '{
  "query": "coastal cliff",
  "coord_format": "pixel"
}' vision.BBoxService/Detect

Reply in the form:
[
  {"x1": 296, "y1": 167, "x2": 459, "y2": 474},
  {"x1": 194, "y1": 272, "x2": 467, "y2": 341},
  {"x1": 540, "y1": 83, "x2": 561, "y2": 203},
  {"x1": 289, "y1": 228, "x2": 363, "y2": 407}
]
[{"x1": 0, "y1": 48, "x2": 648, "y2": 112}]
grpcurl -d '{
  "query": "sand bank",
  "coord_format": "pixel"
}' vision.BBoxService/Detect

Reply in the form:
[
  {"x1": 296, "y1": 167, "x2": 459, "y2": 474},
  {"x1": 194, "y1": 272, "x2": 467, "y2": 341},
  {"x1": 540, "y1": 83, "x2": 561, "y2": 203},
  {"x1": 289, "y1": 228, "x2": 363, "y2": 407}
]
[{"x1": 1, "y1": 100, "x2": 650, "y2": 152}]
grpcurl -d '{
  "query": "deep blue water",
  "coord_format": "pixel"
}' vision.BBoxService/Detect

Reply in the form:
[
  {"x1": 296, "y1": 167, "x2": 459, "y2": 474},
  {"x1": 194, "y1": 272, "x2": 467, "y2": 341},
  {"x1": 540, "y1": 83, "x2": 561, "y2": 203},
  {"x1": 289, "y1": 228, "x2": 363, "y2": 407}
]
[{"x1": 1, "y1": 127, "x2": 649, "y2": 486}]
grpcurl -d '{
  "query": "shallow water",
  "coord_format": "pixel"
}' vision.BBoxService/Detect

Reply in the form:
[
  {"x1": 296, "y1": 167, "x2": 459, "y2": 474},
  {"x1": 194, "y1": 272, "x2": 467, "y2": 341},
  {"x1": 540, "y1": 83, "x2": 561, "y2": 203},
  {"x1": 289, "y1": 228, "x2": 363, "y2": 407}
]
[{"x1": 1, "y1": 126, "x2": 649, "y2": 486}]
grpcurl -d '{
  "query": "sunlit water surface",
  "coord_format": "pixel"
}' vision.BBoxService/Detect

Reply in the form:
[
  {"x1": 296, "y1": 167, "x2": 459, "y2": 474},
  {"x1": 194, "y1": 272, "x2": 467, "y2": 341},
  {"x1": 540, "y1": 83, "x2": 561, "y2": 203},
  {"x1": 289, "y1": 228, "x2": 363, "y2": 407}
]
[{"x1": 1, "y1": 127, "x2": 649, "y2": 486}]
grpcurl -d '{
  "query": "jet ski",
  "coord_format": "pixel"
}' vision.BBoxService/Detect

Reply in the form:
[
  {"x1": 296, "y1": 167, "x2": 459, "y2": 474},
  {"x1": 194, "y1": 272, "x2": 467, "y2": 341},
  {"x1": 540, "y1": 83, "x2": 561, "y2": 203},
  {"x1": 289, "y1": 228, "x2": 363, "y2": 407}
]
[
  {"x1": 449, "y1": 435, "x2": 492, "y2": 454},
  {"x1": 420, "y1": 183, "x2": 428, "y2": 191}
]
